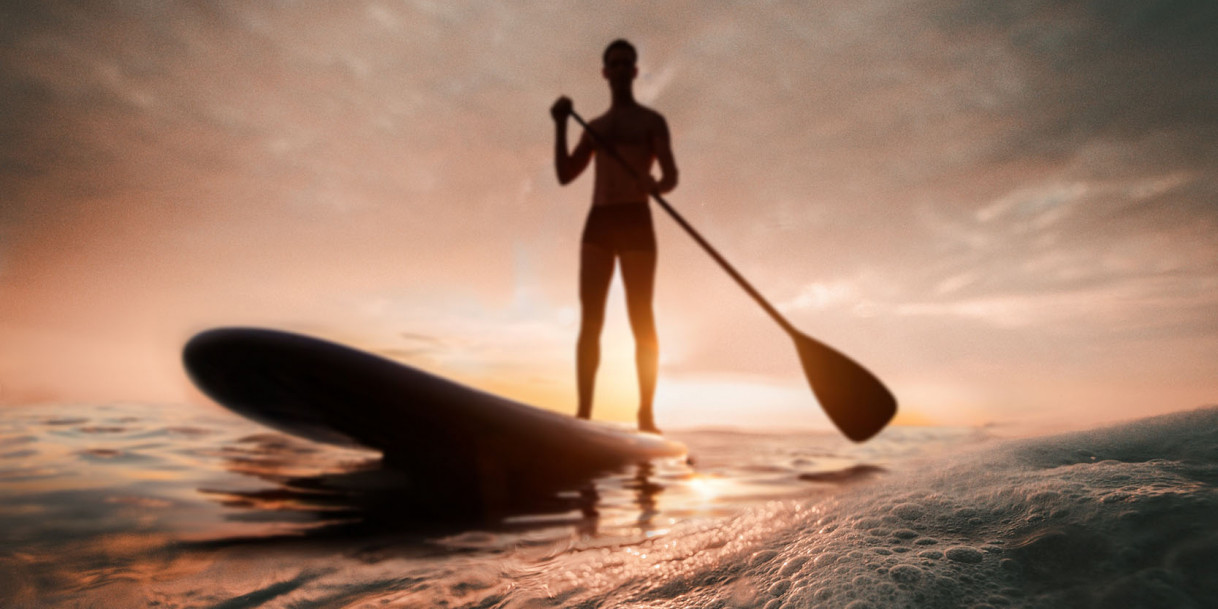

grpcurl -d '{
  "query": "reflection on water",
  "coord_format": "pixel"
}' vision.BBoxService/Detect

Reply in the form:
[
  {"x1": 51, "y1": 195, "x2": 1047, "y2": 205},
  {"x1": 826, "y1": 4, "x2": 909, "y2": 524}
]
[
  {"x1": 192, "y1": 428, "x2": 813, "y2": 550},
  {"x1": 0, "y1": 403, "x2": 974, "y2": 607}
]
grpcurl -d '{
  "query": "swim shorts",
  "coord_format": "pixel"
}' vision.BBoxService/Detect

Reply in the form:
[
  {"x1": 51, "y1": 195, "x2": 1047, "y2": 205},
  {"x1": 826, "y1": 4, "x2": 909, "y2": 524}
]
[{"x1": 581, "y1": 203, "x2": 656, "y2": 253}]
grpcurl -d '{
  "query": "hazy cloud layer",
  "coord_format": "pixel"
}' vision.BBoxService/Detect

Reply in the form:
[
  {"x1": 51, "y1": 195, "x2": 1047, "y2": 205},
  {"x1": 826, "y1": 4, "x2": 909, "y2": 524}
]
[{"x1": 2, "y1": 0, "x2": 1215, "y2": 426}]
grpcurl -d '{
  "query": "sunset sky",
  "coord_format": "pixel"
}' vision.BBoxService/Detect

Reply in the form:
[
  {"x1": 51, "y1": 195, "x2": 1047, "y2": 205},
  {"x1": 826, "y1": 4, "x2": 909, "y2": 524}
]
[{"x1": 2, "y1": 1, "x2": 1215, "y2": 432}]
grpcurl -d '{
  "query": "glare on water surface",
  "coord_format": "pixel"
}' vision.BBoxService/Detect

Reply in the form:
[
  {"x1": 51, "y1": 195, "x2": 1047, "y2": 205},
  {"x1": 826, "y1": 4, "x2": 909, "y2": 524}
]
[{"x1": 0, "y1": 402, "x2": 970, "y2": 607}]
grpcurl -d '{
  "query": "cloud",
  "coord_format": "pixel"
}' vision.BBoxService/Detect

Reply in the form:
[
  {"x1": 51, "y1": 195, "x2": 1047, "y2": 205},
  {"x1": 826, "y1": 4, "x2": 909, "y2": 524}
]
[
  {"x1": 779, "y1": 281, "x2": 859, "y2": 312},
  {"x1": 2, "y1": 1, "x2": 1215, "y2": 425},
  {"x1": 939, "y1": 0, "x2": 1218, "y2": 166},
  {"x1": 974, "y1": 182, "x2": 1087, "y2": 226}
]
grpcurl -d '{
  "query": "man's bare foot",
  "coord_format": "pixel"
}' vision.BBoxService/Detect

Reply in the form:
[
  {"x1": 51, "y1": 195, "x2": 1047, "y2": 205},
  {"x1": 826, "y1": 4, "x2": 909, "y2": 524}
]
[{"x1": 638, "y1": 413, "x2": 661, "y2": 434}]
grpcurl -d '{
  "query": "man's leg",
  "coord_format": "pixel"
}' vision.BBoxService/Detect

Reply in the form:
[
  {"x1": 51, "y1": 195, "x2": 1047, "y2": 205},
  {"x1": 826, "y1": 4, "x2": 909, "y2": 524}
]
[
  {"x1": 577, "y1": 245, "x2": 615, "y2": 419},
  {"x1": 620, "y1": 249, "x2": 659, "y2": 432}
]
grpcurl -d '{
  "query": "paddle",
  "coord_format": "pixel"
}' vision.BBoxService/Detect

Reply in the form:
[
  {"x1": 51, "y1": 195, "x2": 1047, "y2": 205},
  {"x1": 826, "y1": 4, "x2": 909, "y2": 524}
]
[{"x1": 569, "y1": 109, "x2": 896, "y2": 442}]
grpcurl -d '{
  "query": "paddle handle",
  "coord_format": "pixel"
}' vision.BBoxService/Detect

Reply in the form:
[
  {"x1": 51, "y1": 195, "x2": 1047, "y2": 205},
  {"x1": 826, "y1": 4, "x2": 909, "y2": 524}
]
[{"x1": 568, "y1": 110, "x2": 797, "y2": 336}]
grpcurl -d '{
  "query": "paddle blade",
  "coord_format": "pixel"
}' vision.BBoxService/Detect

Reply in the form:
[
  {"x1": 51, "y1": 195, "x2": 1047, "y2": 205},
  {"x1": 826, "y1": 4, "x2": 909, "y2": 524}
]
[{"x1": 792, "y1": 332, "x2": 896, "y2": 442}]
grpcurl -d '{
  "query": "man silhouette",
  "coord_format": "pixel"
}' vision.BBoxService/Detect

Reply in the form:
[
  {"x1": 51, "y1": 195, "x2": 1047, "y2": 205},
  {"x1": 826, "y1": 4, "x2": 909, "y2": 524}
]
[{"x1": 551, "y1": 39, "x2": 679, "y2": 433}]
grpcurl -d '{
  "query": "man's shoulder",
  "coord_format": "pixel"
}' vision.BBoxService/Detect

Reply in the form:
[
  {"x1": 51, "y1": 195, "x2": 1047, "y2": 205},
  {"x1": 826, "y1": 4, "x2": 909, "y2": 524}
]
[
  {"x1": 587, "y1": 112, "x2": 615, "y2": 133},
  {"x1": 637, "y1": 104, "x2": 668, "y2": 123},
  {"x1": 641, "y1": 106, "x2": 670, "y2": 139}
]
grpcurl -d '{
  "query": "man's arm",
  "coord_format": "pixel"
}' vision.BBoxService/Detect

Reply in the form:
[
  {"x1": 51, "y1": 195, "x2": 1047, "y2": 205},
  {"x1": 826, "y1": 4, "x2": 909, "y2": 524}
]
[
  {"x1": 552, "y1": 97, "x2": 593, "y2": 185},
  {"x1": 652, "y1": 114, "x2": 678, "y2": 195}
]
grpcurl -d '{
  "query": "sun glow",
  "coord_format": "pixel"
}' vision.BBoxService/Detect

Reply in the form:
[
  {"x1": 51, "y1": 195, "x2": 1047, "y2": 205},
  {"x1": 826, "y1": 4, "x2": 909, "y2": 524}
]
[
  {"x1": 686, "y1": 473, "x2": 728, "y2": 501},
  {"x1": 656, "y1": 375, "x2": 828, "y2": 431}
]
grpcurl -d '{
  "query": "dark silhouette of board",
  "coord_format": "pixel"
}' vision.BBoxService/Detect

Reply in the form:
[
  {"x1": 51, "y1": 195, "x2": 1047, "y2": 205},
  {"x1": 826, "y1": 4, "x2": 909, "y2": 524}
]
[{"x1": 183, "y1": 328, "x2": 685, "y2": 495}]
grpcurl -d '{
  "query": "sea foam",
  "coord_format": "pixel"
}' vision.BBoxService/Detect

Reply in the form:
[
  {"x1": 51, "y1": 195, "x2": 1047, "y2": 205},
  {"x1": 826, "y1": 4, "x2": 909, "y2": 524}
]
[
  {"x1": 476, "y1": 407, "x2": 1218, "y2": 608},
  {"x1": 3, "y1": 405, "x2": 1216, "y2": 608}
]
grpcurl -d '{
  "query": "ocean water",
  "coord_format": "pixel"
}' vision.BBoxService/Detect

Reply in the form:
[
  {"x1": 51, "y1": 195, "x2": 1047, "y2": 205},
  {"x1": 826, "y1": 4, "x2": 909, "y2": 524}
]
[{"x1": 1, "y1": 403, "x2": 1216, "y2": 608}]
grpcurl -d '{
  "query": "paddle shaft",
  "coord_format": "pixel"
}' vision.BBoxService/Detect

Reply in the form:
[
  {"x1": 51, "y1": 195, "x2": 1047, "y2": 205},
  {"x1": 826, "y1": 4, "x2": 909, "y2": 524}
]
[{"x1": 568, "y1": 110, "x2": 797, "y2": 336}]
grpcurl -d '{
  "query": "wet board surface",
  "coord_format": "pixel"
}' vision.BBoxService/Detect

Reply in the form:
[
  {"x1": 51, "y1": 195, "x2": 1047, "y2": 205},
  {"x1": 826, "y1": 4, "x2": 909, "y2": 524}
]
[{"x1": 183, "y1": 327, "x2": 686, "y2": 491}]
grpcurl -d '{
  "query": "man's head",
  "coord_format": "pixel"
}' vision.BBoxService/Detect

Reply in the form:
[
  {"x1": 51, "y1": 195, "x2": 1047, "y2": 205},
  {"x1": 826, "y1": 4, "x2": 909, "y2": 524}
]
[
  {"x1": 602, "y1": 39, "x2": 638, "y2": 91},
  {"x1": 602, "y1": 39, "x2": 638, "y2": 67}
]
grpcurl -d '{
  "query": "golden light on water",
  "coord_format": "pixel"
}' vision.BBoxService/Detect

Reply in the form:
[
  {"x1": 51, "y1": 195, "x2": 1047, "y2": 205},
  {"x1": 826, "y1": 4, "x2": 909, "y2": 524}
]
[{"x1": 686, "y1": 474, "x2": 728, "y2": 502}]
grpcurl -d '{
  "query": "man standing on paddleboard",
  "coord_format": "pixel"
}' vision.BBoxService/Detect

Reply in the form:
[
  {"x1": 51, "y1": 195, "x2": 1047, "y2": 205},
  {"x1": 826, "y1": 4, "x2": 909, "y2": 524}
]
[{"x1": 550, "y1": 39, "x2": 679, "y2": 434}]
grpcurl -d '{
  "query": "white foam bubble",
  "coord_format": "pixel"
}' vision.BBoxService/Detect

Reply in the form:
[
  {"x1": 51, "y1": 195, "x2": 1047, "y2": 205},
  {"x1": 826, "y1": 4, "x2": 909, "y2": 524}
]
[{"x1": 486, "y1": 407, "x2": 1218, "y2": 608}]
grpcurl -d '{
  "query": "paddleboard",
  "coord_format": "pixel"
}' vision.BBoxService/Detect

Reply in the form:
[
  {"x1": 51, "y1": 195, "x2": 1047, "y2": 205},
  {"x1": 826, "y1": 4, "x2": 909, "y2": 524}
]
[{"x1": 183, "y1": 327, "x2": 686, "y2": 493}]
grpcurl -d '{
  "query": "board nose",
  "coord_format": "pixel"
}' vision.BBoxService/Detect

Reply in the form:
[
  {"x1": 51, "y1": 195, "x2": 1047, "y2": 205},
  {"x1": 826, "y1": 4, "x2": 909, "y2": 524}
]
[
  {"x1": 183, "y1": 329, "x2": 219, "y2": 380},
  {"x1": 183, "y1": 327, "x2": 241, "y2": 375},
  {"x1": 183, "y1": 328, "x2": 238, "y2": 400},
  {"x1": 183, "y1": 328, "x2": 309, "y2": 420},
  {"x1": 182, "y1": 327, "x2": 274, "y2": 405}
]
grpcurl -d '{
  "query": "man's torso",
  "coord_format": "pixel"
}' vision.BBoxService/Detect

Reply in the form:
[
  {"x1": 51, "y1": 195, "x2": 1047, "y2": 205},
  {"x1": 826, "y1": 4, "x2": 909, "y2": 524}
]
[{"x1": 590, "y1": 105, "x2": 662, "y2": 207}]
